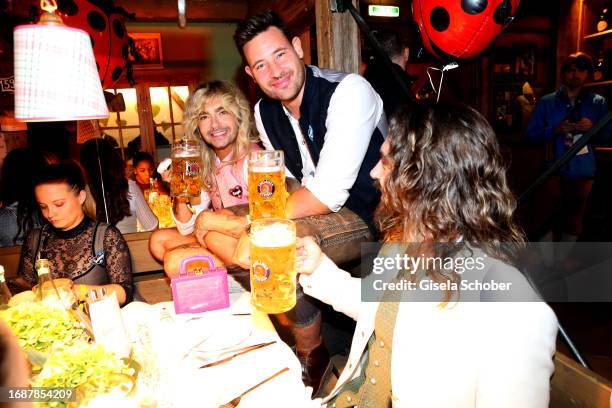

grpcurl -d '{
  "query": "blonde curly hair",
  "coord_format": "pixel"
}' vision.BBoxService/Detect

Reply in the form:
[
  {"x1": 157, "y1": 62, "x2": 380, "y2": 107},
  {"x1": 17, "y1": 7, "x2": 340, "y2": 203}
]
[{"x1": 183, "y1": 80, "x2": 259, "y2": 192}]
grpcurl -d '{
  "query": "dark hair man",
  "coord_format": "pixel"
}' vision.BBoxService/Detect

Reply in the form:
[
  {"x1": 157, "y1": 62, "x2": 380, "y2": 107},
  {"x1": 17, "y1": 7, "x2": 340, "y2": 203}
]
[
  {"x1": 363, "y1": 28, "x2": 414, "y2": 118},
  {"x1": 527, "y1": 52, "x2": 609, "y2": 243},
  {"x1": 234, "y1": 11, "x2": 386, "y2": 394}
]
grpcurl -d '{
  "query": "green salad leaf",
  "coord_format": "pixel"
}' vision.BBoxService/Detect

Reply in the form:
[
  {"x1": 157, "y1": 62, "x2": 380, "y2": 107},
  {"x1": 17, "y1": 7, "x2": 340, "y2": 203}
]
[
  {"x1": 32, "y1": 343, "x2": 135, "y2": 408},
  {"x1": 0, "y1": 301, "x2": 90, "y2": 355}
]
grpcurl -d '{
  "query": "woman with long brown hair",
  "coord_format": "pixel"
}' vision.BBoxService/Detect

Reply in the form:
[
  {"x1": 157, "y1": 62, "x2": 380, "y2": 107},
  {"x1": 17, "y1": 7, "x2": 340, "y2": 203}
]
[
  {"x1": 80, "y1": 138, "x2": 157, "y2": 233},
  {"x1": 296, "y1": 101, "x2": 558, "y2": 406}
]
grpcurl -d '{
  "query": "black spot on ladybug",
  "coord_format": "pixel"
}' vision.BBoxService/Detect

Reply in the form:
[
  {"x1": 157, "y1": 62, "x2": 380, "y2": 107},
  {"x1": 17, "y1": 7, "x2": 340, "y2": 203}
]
[
  {"x1": 229, "y1": 185, "x2": 243, "y2": 198},
  {"x1": 493, "y1": 2, "x2": 512, "y2": 25},
  {"x1": 113, "y1": 19, "x2": 125, "y2": 39},
  {"x1": 57, "y1": 0, "x2": 78, "y2": 16},
  {"x1": 87, "y1": 10, "x2": 106, "y2": 32},
  {"x1": 430, "y1": 7, "x2": 450, "y2": 32},
  {"x1": 461, "y1": 0, "x2": 488, "y2": 14},
  {"x1": 112, "y1": 66, "x2": 123, "y2": 81}
]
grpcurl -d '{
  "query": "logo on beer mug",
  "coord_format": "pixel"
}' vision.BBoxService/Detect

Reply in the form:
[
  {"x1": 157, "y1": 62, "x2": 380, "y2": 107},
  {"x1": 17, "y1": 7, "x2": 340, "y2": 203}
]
[
  {"x1": 252, "y1": 261, "x2": 271, "y2": 282},
  {"x1": 257, "y1": 179, "x2": 275, "y2": 198},
  {"x1": 186, "y1": 160, "x2": 200, "y2": 177}
]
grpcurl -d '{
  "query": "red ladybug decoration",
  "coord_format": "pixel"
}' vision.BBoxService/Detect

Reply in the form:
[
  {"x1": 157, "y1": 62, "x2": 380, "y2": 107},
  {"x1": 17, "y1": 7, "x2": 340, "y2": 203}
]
[
  {"x1": 56, "y1": 0, "x2": 131, "y2": 89},
  {"x1": 413, "y1": 0, "x2": 520, "y2": 60}
]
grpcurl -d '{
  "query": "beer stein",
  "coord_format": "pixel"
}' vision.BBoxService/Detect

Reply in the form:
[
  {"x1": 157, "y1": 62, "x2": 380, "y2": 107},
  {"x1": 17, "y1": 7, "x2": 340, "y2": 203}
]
[
  {"x1": 247, "y1": 150, "x2": 286, "y2": 220},
  {"x1": 170, "y1": 139, "x2": 202, "y2": 198},
  {"x1": 249, "y1": 218, "x2": 296, "y2": 313}
]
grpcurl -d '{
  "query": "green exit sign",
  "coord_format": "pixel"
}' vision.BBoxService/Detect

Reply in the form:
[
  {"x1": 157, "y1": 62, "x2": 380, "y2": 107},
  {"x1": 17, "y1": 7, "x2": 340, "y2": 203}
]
[{"x1": 368, "y1": 5, "x2": 400, "y2": 17}]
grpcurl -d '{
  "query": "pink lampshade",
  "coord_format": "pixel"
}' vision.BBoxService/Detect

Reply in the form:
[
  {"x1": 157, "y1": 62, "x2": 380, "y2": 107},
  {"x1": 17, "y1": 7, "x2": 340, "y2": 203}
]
[{"x1": 13, "y1": 24, "x2": 109, "y2": 122}]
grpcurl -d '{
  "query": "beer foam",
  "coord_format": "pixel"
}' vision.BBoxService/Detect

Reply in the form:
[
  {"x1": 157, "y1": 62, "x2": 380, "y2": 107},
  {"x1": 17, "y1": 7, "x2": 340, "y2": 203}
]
[
  {"x1": 173, "y1": 152, "x2": 201, "y2": 159},
  {"x1": 250, "y1": 166, "x2": 282, "y2": 173},
  {"x1": 251, "y1": 222, "x2": 295, "y2": 247}
]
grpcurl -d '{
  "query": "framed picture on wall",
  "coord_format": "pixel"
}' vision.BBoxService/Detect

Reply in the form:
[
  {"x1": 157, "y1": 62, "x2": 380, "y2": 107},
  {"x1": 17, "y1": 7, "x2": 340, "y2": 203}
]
[
  {"x1": 514, "y1": 43, "x2": 537, "y2": 81},
  {"x1": 129, "y1": 33, "x2": 164, "y2": 69}
]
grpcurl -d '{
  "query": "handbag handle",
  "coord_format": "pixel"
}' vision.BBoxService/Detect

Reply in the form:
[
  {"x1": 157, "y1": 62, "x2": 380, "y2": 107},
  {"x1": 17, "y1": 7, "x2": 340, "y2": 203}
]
[{"x1": 179, "y1": 254, "x2": 218, "y2": 276}]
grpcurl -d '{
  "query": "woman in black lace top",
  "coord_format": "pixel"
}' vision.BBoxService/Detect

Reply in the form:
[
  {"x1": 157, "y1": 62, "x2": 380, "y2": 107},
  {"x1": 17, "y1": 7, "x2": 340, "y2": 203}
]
[{"x1": 17, "y1": 162, "x2": 133, "y2": 305}]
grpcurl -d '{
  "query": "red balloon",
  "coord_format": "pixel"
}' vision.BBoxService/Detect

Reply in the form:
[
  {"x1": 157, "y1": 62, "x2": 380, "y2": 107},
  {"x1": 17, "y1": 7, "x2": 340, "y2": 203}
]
[
  {"x1": 413, "y1": 0, "x2": 520, "y2": 60},
  {"x1": 57, "y1": 0, "x2": 129, "y2": 89}
]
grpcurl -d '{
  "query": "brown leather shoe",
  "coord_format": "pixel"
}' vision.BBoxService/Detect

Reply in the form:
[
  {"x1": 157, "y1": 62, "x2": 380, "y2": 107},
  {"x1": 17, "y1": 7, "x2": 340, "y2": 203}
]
[{"x1": 296, "y1": 342, "x2": 330, "y2": 397}]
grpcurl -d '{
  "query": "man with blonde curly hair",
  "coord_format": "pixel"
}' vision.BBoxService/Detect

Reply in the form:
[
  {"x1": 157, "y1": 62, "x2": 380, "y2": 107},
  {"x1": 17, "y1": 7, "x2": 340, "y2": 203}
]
[{"x1": 149, "y1": 80, "x2": 261, "y2": 276}]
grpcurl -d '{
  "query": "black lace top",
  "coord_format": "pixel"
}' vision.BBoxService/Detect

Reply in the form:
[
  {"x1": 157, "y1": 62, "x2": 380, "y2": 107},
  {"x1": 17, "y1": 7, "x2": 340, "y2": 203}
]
[{"x1": 18, "y1": 217, "x2": 133, "y2": 300}]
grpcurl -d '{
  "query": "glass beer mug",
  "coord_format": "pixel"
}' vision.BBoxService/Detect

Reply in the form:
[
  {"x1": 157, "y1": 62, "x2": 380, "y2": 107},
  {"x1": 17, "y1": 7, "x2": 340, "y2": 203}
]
[
  {"x1": 248, "y1": 150, "x2": 286, "y2": 220},
  {"x1": 170, "y1": 139, "x2": 202, "y2": 198},
  {"x1": 249, "y1": 218, "x2": 296, "y2": 313}
]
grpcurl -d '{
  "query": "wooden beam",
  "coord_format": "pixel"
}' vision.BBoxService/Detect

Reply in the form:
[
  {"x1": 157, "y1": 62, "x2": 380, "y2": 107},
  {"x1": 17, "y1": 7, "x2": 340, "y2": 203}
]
[
  {"x1": 9, "y1": 0, "x2": 248, "y2": 23},
  {"x1": 135, "y1": 83, "x2": 155, "y2": 157},
  {"x1": 315, "y1": 0, "x2": 360, "y2": 73},
  {"x1": 556, "y1": 0, "x2": 582, "y2": 87},
  {"x1": 300, "y1": 30, "x2": 312, "y2": 66},
  {"x1": 115, "y1": 0, "x2": 248, "y2": 23}
]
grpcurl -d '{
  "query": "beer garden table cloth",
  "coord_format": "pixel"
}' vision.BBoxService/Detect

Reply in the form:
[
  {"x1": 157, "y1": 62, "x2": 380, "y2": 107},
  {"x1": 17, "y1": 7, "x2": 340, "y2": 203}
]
[{"x1": 120, "y1": 277, "x2": 311, "y2": 407}]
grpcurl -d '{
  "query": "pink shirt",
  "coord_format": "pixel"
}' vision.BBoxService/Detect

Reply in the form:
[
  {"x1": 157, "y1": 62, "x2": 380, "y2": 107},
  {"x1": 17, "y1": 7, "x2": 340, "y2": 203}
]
[
  {"x1": 173, "y1": 143, "x2": 262, "y2": 236},
  {"x1": 210, "y1": 143, "x2": 262, "y2": 210}
]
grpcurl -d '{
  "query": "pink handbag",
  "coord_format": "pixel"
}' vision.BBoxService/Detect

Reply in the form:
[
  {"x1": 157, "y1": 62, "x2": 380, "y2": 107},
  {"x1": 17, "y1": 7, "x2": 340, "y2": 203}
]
[{"x1": 170, "y1": 255, "x2": 230, "y2": 314}]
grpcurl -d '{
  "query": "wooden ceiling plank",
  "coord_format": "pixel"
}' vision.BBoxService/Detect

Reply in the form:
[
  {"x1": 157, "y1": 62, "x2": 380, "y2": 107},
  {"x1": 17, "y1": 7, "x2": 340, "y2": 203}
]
[{"x1": 247, "y1": 0, "x2": 316, "y2": 35}]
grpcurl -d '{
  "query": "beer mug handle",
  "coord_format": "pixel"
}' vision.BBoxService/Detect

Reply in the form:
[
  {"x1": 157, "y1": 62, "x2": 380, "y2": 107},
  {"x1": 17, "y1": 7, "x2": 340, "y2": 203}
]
[{"x1": 179, "y1": 255, "x2": 218, "y2": 276}]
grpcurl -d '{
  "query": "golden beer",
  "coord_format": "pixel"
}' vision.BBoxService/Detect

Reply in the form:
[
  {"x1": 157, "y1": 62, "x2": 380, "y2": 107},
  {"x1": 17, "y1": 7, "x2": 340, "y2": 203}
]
[
  {"x1": 248, "y1": 150, "x2": 286, "y2": 220},
  {"x1": 170, "y1": 139, "x2": 202, "y2": 198},
  {"x1": 150, "y1": 194, "x2": 175, "y2": 229},
  {"x1": 250, "y1": 219, "x2": 296, "y2": 313}
]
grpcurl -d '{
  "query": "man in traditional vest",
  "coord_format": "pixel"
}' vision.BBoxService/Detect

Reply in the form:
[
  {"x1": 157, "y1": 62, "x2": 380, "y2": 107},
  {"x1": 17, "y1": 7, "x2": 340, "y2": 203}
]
[{"x1": 234, "y1": 10, "x2": 386, "y2": 394}]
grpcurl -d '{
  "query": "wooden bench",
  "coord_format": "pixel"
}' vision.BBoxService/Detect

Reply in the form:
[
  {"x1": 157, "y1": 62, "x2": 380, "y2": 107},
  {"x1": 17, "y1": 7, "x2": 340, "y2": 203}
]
[
  {"x1": 0, "y1": 231, "x2": 172, "y2": 304},
  {"x1": 551, "y1": 352, "x2": 612, "y2": 407}
]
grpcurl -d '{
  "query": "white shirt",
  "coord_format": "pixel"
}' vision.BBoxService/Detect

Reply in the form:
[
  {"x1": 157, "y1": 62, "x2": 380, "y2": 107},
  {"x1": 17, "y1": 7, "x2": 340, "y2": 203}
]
[
  {"x1": 254, "y1": 70, "x2": 386, "y2": 212},
  {"x1": 297, "y1": 255, "x2": 558, "y2": 407},
  {"x1": 115, "y1": 180, "x2": 158, "y2": 233}
]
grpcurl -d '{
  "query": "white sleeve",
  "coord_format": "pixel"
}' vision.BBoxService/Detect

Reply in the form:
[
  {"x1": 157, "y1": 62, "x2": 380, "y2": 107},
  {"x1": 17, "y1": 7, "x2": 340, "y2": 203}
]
[
  {"x1": 475, "y1": 302, "x2": 558, "y2": 407},
  {"x1": 299, "y1": 255, "x2": 362, "y2": 321},
  {"x1": 129, "y1": 180, "x2": 158, "y2": 231},
  {"x1": 304, "y1": 74, "x2": 385, "y2": 211},
  {"x1": 254, "y1": 102, "x2": 298, "y2": 181},
  {"x1": 172, "y1": 189, "x2": 211, "y2": 235}
]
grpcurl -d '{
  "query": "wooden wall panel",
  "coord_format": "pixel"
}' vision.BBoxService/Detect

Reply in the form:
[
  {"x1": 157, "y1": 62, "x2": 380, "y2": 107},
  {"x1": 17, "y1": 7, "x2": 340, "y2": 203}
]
[{"x1": 315, "y1": 0, "x2": 360, "y2": 73}]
